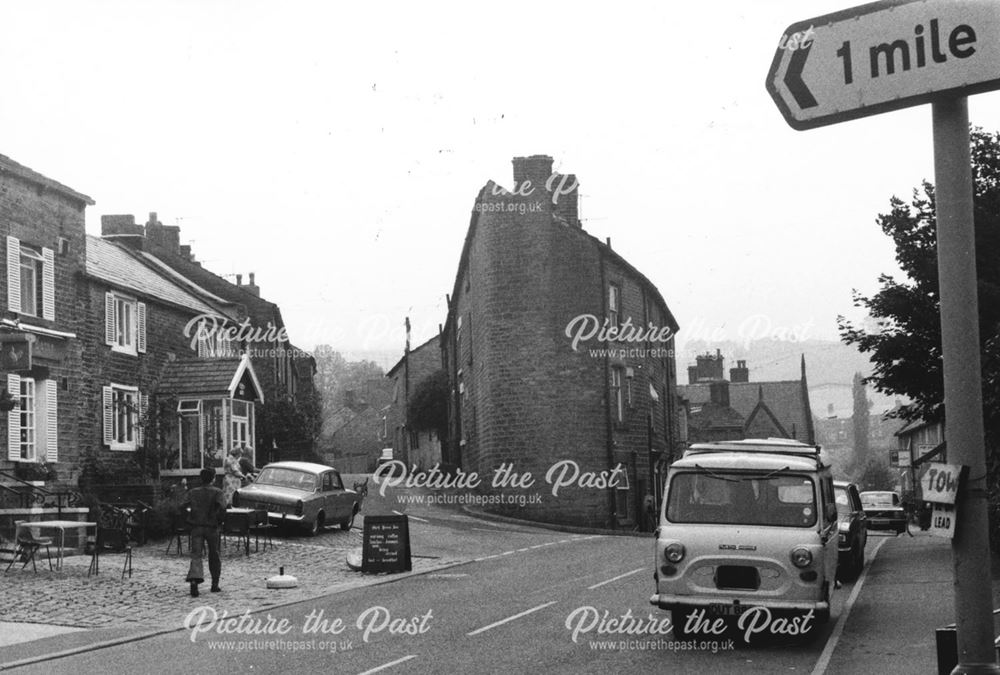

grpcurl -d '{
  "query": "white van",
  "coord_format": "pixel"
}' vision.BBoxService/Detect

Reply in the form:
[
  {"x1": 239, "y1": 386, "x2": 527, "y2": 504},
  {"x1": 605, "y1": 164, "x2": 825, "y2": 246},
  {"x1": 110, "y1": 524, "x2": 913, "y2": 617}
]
[{"x1": 649, "y1": 439, "x2": 838, "y2": 632}]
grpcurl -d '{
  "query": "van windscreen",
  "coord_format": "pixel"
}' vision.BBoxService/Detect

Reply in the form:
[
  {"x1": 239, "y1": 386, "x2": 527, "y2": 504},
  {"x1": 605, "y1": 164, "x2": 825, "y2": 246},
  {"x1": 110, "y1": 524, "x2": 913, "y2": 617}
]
[{"x1": 666, "y1": 472, "x2": 817, "y2": 527}]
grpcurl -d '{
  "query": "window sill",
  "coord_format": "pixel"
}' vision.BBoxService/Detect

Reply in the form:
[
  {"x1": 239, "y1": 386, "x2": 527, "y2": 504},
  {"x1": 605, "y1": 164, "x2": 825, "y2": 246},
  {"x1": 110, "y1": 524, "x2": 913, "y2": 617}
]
[
  {"x1": 108, "y1": 443, "x2": 137, "y2": 452},
  {"x1": 110, "y1": 345, "x2": 138, "y2": 357}
]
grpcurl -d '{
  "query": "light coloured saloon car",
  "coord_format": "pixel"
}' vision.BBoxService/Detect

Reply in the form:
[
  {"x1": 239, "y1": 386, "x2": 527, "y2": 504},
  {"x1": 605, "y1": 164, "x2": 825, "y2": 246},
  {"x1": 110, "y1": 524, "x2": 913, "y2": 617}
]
[
  {"x1": 650, "y1": 439, "x2": 839, "y2": 633},
  {"x1": 232, "y1": 461, "x2": 362, "y2": 535}
]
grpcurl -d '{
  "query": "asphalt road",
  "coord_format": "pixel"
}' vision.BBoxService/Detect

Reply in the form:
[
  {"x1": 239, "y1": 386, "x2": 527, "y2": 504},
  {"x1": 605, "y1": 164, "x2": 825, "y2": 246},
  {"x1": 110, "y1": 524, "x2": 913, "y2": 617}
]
[{"x1": 11, "y1": 506, "x2": 874, "y2": 675}]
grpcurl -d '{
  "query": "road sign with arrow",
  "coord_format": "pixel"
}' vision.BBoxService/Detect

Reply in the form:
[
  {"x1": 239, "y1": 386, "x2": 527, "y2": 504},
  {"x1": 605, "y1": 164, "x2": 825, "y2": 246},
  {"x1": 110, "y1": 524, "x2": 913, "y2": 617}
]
[{"x1": 766, "y1": 0, "x2": 1000, "y2": 130}]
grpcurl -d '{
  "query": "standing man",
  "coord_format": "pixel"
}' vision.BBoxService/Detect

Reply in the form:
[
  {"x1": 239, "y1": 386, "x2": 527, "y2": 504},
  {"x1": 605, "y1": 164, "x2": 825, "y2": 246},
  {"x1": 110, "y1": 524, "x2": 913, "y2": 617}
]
[{"x1": 184, "y1": 467, "x2": 225, "y2": 597}]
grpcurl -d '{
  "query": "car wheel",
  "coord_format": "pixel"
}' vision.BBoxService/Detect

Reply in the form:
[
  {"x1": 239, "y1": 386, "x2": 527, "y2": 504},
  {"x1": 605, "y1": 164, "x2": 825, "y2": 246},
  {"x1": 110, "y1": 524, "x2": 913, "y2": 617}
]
[
  {"x1": 340, "y1": 504, "x2": 359, "y2": 531},
  {"x1": 841, "y1": 543, "x2": 863, "y2": 582},
  {"x1": 307, "y1": 512, "x2": 325, "y2": 537}
]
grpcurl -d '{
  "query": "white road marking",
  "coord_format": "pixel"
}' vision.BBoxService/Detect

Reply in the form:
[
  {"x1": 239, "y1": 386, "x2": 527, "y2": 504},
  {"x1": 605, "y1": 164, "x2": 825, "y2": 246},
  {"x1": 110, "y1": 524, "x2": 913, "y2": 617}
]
[
  {"x1": 392, "y1": 510, "x2": 429, "y2": 523},
  {"x1": 587, "y1": 567, "x2": 645, "y2": 590},
  {"x1": 811, "y1": 537, "x2": 889, "y2": 675},
  {"x1": 427, "y1": 573, "x2": 469, "y2": 578},
  {"x1": 467, "y1": 601, "x2": 559, "y2": 636},
  {"x1": 357, "y1": 654, "x2": 418, "y2": 675}
]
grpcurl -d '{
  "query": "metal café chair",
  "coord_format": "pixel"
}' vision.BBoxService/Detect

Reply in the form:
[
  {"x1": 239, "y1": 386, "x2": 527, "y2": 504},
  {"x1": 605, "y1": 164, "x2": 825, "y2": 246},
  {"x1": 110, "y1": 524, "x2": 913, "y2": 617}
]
[
  {"x1": 222, "y1": 510, "x2": 251, "y2": 556},
  {"x1": 88, "y1": 526, "x2": 133, "y2": 580},
  {"x1": 248, "y1": 508, "x2": 274, "y2": 552},
  {"x1": 4, "y1": 521, "x2": 53, "y2": 573},
  {"x1": 165, "y1": 509, "x2": 191, "y2": 555}
]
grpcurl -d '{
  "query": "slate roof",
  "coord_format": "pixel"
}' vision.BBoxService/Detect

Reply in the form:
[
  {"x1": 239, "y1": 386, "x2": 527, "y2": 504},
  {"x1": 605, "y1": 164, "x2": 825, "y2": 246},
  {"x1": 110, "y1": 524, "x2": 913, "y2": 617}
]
[
  {"x1": 0, "y1": 153, "x2": 94, "y2": 205},
  {"x1": 140, "y1": 241, "x2": 285, "y2": 331},
  {"x1": 86, "y1": 236, "x2": 230, "y2": 317},
  {"x1": 156, "y1": 356, "x2": 261, "y2": 398},
  {"x1": 744, "y1": 397, "x2": 790, "y2": 437},
  {"x1": 386, "y1": 334, "x2": 441, "y2": 377},
  {"x1": 678, "y1": 380, "x2": 814, "y2": 443},
  {"x1": 688, "y1": 401, "x2": 746, "y2": 432}
]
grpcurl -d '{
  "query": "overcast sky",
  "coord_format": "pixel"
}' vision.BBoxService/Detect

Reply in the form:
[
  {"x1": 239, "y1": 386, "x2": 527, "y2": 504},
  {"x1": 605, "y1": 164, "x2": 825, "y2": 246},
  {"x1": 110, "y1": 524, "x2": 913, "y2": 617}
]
[{"x1": 3, "y1": 1, "x2": 998, "y2": 367}]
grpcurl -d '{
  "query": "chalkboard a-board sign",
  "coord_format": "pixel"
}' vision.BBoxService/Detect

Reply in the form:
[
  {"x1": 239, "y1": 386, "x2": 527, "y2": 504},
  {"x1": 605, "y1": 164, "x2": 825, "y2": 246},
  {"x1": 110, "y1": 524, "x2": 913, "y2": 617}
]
[{"x1": 362, "y1": 515, "x2": 412, "y2": 573}]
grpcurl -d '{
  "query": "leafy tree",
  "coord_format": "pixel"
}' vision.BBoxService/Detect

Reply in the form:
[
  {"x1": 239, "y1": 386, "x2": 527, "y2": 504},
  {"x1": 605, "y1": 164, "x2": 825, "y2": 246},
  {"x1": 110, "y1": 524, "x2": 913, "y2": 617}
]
[
  {"x1": 854, "y1": 458, "x2": 896, "y2": 492},
  {"x1": 851, "y1": 372, "x2": 871, "y2": 468},
  {"x1": 838, "y1": 127, "x2": 1000, "y2": 544},
  {"x1": 407, "y1": 369, "x2": 448, "y2": 441},
  {"x1": 838, "y1": 127, "x2": 1000, "y2": 450},
  {"x1": 312, "y1": 346, "x2": 386, "y2": 410}
]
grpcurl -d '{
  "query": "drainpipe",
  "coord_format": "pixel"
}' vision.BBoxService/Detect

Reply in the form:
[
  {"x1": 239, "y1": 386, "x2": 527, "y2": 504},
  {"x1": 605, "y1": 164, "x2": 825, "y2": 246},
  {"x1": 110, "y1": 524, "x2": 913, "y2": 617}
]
[{"x1": 599, "y1": 252, "x2": 616, "y2": 529}]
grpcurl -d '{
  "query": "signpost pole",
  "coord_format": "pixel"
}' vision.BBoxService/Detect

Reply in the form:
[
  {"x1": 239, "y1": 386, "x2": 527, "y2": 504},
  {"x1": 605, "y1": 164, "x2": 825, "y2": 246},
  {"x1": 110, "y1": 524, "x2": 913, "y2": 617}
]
[{"x1": 931, "y1": 95, "x2": 1000, "y2": 674}]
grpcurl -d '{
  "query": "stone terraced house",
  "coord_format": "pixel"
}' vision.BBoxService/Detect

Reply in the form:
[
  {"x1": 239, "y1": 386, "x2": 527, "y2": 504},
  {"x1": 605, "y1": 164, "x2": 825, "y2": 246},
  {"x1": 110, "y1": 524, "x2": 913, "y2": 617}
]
[
  {"x1": 0, "y1": 155, "x2": 315, "y2": 526},
  {"x1": 441, "y1": 155, "x2": 681, "y2": 530}
]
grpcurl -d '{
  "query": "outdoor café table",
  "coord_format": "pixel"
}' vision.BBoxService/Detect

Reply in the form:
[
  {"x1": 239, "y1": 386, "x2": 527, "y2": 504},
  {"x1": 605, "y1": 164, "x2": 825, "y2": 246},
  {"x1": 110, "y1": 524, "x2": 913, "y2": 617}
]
[
  {"x1": 15, "y1": 520, "x2": 97, "y2": 571},
  {"x1": 225, "y1": 508, "x2": 267, "y2": 553}
]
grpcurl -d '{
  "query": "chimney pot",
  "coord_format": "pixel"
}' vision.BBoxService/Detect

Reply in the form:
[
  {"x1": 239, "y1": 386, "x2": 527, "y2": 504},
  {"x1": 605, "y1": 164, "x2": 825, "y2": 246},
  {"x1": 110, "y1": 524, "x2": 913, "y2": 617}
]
[
  {"x1": 249, "y1": 272, "x2": 255, "y2": 286},
  {"x1": 236, "y1": 274, "x2": 243, "y2": 286}
]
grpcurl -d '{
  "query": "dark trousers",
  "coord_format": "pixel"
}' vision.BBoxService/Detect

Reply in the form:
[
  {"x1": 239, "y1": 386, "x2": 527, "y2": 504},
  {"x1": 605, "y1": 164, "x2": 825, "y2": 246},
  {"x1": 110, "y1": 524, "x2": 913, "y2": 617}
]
[{"x1": 186, "y1": 525, "x2": 221, "y2": 585}]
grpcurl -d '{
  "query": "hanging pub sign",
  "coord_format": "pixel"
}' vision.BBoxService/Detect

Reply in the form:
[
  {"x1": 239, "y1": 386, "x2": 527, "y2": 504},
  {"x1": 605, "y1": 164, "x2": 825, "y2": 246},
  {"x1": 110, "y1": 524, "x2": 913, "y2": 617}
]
[
  {"x1": 0, "y1": 334, "x2": 32, "y2": 371},
  {"x1": 929, "y1": 503, "x2": 957, "y2": 539},
  {"x1": 919, "y1": 463, "x2": 966, "y2": 505}
]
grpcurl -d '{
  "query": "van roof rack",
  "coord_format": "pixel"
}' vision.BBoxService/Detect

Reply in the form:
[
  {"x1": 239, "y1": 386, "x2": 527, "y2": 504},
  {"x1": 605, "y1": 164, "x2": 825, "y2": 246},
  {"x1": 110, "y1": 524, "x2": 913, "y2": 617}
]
[{"x1": 684, "y1": 438, "x2": 823, "y2": 459}]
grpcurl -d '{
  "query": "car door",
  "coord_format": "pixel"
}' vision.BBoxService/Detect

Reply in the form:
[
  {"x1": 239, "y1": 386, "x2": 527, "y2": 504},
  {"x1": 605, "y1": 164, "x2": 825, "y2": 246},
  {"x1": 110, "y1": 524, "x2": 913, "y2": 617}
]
[
  {"x1": 321, "y1": 470, "x2": 349, "y2": 521},
  {"x1": 819, "y1": 475, "x2": 839, "y2": 587},
  {"x1": 849, "y1": 484, "x2": 867, "y2": 551}
]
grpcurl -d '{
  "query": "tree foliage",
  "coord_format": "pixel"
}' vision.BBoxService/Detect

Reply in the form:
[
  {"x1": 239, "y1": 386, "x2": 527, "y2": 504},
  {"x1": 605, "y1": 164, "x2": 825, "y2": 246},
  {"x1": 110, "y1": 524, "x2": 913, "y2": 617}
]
[
  {"x1": 407, "y1": 369, "x2": 448, "y2": 439},
  {"x1": 838, "y1": 128, "x2": 1000, "y2": 454},
  {"x1": 312, "y1": 346, "x2": 387, "y2": 410}
]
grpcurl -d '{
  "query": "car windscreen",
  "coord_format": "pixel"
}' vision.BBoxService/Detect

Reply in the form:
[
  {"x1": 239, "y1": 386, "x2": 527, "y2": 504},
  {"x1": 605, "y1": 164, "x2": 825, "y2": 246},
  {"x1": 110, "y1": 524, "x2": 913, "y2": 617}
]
[
  {"x1": 666, "y1": 471, "x2": 817, "y2": 527},
  {"x1": 254, "y1": 468, "x2": 317, "y2": 491},
  {"x1": 861, "y1": 493, "x2": 897, "y2": 507}
]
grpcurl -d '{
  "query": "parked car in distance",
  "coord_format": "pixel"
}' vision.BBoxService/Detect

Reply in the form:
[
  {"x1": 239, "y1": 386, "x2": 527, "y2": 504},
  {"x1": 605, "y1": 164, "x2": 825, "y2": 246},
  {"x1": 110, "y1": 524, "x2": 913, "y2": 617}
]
[
  {"x1": 376, "y1": 448, "x2": 394, "y2": 468},
  {"x1": 232, "y1": 461, "x2": 362, "y2": 535},
  {"x1": 834, "y1": 481, "x2": 867, "y2": 581},
  {"x1": 859, "y1": 490, "x2": 907, "y2": 535}
]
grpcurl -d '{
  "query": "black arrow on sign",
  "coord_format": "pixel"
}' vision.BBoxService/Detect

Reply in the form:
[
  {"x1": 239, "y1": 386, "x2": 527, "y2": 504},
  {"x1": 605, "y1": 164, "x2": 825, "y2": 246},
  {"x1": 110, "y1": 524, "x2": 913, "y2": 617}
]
[{"x1": 784, "y1": 45, "x2": 817, "y2": 109}]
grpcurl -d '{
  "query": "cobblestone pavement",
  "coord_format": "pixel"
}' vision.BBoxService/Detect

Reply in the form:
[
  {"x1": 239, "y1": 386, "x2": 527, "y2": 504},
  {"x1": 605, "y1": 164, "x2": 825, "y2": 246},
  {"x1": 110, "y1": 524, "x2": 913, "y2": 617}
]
[{"x1": 0, "y1": 525, "x2": 465, "y2": 631}]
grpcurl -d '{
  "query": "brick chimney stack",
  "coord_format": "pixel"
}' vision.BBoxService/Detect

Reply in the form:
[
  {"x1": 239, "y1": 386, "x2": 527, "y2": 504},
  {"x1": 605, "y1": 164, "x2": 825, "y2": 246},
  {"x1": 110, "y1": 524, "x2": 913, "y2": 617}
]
[
  {"x1": 101, "y1": 214, "x2": 145, "y2": 249},
  {"x1": 512, "y1": 155, "x2": 553, "y2": 193},
  {"x1": 243, "y1": 272, "x2": 260, "y2": 297},
  {"x1": 144, "y1": 211, "x2": 181, "y2": 254},
  {"x1": 730, "y1": 359, "x2": 750, "y2": 383},
  {"x1": 551, "y1": 173, "x2": 580, "y2": 227}
]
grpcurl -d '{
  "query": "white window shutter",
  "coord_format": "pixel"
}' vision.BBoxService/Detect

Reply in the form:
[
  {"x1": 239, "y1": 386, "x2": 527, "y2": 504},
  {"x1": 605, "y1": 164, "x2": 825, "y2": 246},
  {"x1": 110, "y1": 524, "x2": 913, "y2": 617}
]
[
  {"x1": 137, "y1": 392, "x2": 148, "y2": 446},
  {"x1": 41, "y1": 247, "x2": 54, "y2": 321},
  {"x1": 105, "y1": 293, "x2": 116, "y2": 346},
  {"x1": 7, "y1": 373, "x2": 20, "y2": 460},
  {"x1": 137, "y1": 302, "x2": 147, "y2": 353},
  {"x1": 45, "y1": 379, "x2": 57, "y2": 461},
  {"x1": 102, "y1": 385, "x2": 114, "y2": 445},
  {"x1": 7, "y1": 236, "x2": 20, "y2": 313},
  {"x1": 7, "y1": 373, "x2": 21, "y2": 462},
  {"x1": 197, "y1": 335, "x2": 207, "y2": 358}
]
